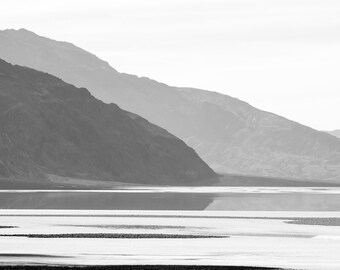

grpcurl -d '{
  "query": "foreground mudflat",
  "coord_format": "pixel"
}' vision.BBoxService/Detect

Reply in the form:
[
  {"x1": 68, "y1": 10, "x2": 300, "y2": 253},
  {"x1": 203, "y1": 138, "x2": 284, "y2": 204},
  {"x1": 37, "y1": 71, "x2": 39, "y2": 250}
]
[{"x1": 0, "y1": 210, "x2": 339, "y2": 270}]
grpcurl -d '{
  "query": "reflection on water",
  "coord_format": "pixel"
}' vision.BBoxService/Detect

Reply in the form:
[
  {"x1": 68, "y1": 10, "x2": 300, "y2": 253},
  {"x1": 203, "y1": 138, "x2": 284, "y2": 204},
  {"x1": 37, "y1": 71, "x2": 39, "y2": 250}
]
[
  {"x1": 1, "y1": 187, "x2": 340, "y2": 211},
  {"x1": 0, "y1": 192, "x2": 212, "y2": 210},
  {"x1": 207, "y1": 193, "x2": 340, "y2": 211}
]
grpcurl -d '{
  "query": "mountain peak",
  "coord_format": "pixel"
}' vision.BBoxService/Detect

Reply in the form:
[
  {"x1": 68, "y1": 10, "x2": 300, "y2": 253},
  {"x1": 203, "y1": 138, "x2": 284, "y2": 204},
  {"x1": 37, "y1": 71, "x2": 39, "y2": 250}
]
[
  {"x1": 2, "y1": 28, "x2": 37, "y2": 36},
  {"x1": 0, "y1": 28, "x2": 118, "y2": 81},
  {"x1": 17, "y1": 28, "x2": 35, "y2": 33}
]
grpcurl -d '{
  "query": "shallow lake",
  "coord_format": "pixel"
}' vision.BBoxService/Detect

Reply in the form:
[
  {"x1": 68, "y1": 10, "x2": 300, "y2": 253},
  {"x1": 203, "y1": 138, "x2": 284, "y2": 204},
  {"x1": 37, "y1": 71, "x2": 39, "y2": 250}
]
[{"x1": 0, "y1": 187, "x2": 340, "y2": 210}]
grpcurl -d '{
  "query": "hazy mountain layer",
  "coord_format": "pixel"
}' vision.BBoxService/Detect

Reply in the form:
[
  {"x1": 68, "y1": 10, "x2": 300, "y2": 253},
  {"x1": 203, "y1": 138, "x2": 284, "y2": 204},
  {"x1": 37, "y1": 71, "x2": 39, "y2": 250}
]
[
  {"x1": 0, "y1": 58, "x2": 216, "y2": 185},
  {"x1": 1, "y1": 28, "x2": 340, "y2": 181},
  {"x1": 326, "y1": 130, "x2": 340, "y2": 139}
]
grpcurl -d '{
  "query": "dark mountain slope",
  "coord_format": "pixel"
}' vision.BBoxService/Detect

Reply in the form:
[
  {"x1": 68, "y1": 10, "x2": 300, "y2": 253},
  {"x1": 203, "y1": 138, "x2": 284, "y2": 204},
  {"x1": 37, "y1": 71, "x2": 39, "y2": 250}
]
[
  {"x1": 1, "y1": 28, "x2": 339, "y2": 181},
  {"x1": 0, "y1": 58, "x2": 216, "y2": 185}
]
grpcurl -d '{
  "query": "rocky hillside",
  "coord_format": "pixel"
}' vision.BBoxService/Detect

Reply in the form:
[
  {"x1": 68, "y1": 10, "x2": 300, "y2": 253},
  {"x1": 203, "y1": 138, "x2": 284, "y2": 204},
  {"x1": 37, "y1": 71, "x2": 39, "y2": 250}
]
[
  {"x1": 0, "y1": 58, "x2": 216, "y2": 185},
  {"x1": 1, "y1": 28, "x2": 339, "y2": 181},
  {"x1": 178, "y1": 88, "x2": 340, "y2": 181}
]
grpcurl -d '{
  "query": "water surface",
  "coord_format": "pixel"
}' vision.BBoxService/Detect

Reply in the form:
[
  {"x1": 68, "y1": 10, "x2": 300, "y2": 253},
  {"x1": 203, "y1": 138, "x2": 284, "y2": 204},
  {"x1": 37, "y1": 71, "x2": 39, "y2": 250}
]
[{"x1": 1, "y1": 187, "x2": 340, "y2": 211}]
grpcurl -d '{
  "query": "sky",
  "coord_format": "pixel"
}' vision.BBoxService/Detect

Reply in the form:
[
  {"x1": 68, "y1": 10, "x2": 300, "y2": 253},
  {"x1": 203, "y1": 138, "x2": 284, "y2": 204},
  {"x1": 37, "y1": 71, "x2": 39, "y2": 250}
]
[{"x1": 1, "y1": 0, "x2": 339, "y2": 130}]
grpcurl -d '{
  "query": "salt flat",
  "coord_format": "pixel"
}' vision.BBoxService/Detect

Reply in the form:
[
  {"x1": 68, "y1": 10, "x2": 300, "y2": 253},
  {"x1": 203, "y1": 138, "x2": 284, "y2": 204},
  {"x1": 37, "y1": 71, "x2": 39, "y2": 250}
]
[{"x1": 0, "y1": 210, "x2": 340, "y2": 270}]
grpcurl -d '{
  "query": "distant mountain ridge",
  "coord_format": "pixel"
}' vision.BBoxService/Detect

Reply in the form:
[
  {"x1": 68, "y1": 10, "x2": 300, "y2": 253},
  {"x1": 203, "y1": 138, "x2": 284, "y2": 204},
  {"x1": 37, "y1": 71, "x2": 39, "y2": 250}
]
[
  {"x1": 0, "y1": 58, "x2": 216, "y2": 185},
  {"x1": 1, "y1": 28, "x2": 340, "y2": 182},
  {"x1": 325, "y1": 130, "x2": 340, "y2": 139}
]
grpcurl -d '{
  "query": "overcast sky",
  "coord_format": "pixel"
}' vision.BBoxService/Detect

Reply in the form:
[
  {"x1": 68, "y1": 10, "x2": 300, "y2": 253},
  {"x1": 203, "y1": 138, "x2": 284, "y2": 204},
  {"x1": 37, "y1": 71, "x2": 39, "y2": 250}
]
[{"x1": 1, "y1": 0, "x2": 339, "y2": 130}]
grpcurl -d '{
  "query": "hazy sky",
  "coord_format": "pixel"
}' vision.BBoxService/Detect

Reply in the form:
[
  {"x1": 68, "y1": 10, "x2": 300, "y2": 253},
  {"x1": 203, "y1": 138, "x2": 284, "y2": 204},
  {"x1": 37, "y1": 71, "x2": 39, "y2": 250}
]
[{"x1": 1, "y1": 0, "x2": 339, "y2": 130}]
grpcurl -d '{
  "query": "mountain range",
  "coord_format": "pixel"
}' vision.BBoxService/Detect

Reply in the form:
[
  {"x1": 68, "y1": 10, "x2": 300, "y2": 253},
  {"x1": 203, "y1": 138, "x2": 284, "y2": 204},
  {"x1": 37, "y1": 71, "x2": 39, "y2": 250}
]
[
  {"x1": 1, "y1": 28, "x2": 340, "y2": 182},
  {"x1": 0, "y1": 58, "x2": 216, "y2": 185}
]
